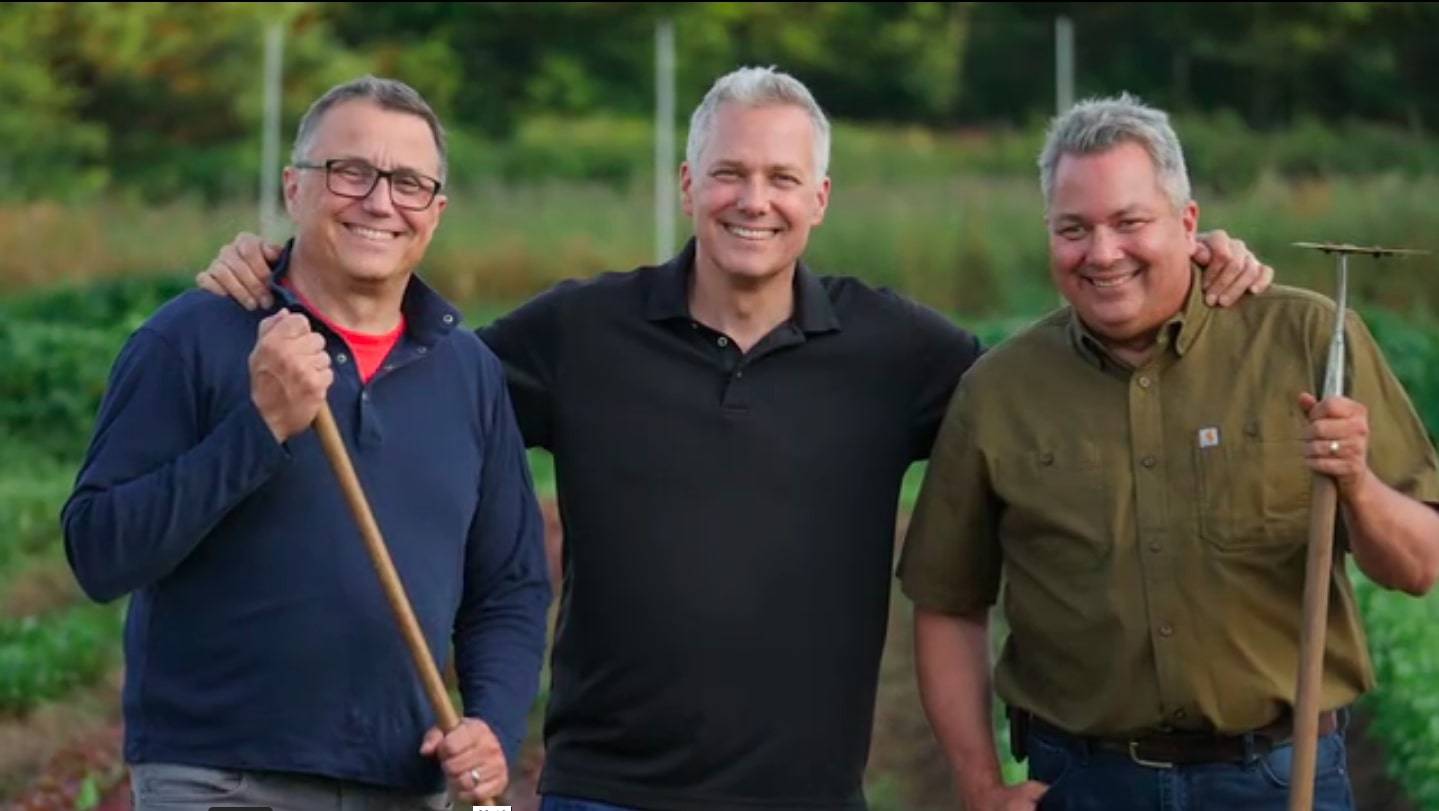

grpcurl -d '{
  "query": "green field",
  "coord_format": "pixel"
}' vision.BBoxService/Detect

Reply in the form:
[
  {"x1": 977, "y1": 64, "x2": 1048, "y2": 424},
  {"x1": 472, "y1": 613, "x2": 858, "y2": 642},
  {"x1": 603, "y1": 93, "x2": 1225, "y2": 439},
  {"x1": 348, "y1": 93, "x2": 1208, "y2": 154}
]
[{"x1": 3, "y1": 119, "x2": 1439, "y2": 805}]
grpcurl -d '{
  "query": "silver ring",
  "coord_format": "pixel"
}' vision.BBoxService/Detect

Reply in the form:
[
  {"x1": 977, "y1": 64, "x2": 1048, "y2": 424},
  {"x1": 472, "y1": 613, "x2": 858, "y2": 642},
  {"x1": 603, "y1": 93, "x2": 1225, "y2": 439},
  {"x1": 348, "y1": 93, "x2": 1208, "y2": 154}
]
[
  {"x1": 1329, "y1": 440, "x2": 1341, "y2": 456},
  {"x1": 469, "y1": 767, "x2": 481, "y2": 787}
]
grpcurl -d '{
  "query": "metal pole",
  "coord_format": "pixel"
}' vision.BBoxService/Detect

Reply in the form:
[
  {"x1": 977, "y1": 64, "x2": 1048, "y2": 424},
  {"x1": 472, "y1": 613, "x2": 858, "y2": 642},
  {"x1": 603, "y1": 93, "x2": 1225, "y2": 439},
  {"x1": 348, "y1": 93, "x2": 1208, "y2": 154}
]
[
  {"x1": 260, "y1": 22, "x2": 284, "y2": 241},
  {"x1": 1053, "y1": 14, "x2": 1075, "y2": 308},
  {"x1": 654, "y1": 18, "x2": 676, "y2": 264},
  {"x1": 1055, "y1": 16, "x2": 1074, "y2": 115}
]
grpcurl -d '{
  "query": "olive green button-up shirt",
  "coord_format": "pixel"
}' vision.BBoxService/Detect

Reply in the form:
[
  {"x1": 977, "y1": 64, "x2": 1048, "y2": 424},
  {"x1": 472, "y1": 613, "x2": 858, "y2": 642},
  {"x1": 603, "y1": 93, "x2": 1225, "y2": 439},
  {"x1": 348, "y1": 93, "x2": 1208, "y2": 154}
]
[{"x1": 899, "y1": 273, "x2": 1439, "y2": 736}]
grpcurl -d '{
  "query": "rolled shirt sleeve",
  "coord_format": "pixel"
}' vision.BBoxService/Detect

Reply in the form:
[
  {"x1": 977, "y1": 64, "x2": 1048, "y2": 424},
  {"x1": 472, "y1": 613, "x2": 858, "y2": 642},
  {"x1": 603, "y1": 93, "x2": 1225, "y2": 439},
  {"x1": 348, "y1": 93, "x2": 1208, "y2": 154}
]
[{"x1": 898, "y1": 379, "x2": 1004, "y2": 615}]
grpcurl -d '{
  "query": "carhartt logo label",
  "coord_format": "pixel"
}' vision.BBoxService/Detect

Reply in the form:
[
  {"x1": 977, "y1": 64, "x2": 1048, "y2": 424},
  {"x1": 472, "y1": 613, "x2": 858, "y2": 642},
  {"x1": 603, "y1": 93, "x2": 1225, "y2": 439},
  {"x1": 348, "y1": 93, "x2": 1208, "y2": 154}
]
[{"x1": 1197, "y1": 427, "x2": 1220, "y2": 448}]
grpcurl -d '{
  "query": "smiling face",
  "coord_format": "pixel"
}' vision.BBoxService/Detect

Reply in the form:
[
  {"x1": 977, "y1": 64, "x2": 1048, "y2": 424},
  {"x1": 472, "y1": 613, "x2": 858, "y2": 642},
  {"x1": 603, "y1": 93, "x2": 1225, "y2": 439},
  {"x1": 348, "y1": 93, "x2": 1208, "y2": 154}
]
[
  {"x1": 680, "y1": 102, "x2": 830, "y2": 287},
  {"x1": 1047, "y1": 140, "x2": 1198, "y2": 353},
  {"x1": 284, "y1": 99, "x2": 447, "y2": 287}
]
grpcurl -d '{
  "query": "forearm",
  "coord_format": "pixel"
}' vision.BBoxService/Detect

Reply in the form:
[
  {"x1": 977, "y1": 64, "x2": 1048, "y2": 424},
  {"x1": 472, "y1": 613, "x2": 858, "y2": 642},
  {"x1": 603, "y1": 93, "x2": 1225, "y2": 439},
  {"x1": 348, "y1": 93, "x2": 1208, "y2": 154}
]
[
  {"x1": 454, "y1": 575, "x2": 550, "y2": 760},
  {"x1": 62, "y1": 402, "x2": 285, "y2": 602},
  {"x1": 1341, "y1": 470, "x2": 1439, "y2": 595},
  {"x1": 915, "y1": 605, "x2": 1005, "y2": 806},
  {"x1": 455, "y1": 388, "x2": 553, "y2": 759}
]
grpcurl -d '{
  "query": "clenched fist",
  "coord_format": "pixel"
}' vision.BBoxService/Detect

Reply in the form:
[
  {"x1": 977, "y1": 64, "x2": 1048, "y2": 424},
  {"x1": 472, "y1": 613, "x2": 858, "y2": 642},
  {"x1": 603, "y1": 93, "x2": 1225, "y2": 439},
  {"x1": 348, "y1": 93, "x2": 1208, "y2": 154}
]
[{"x1": 250, "y1": 310, "x2": 334, "y2": 442}]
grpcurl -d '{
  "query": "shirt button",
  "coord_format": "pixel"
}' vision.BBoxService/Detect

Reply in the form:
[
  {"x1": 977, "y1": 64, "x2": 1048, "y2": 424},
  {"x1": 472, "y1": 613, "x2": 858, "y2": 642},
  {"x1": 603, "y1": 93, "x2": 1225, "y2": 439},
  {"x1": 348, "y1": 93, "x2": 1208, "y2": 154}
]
[
  {"x1": 361, "y1": 391, "x2": 370, "y2": 401},
  {"x1": 1174, "y1": 709, "x2": 1188, "y2": 721},
  {"x1": 1149, "y1": 542, "x2": 1161, "y2": 553},
  {"x1": 417, "y1": 346, "x2": 428, "y2": 355},
  {"x1": 734, "y1": 370, "x2": 744, "y2": 379},
  {"x1": 1040, "y1": 452, "x2": 1055, "y2": 466},
  {"x1": 717, "y1": 336, "x2": 729, "y2": 348},
  {"x1": 1137, "y1": 376, "x2": 1152, "y2": 389},
  {"x1": 1159, "y1": 623, "x2": 1174, "y2": 637},
  {"x1": 336, "y1": 353, "x2": 349, "y2": 364},
  {"x1": 442, "y1": 314, "x2": 455, "y2": 324},
  {"x1": 1141, "y1": 455, "x2": 1157, "y2": 468}
]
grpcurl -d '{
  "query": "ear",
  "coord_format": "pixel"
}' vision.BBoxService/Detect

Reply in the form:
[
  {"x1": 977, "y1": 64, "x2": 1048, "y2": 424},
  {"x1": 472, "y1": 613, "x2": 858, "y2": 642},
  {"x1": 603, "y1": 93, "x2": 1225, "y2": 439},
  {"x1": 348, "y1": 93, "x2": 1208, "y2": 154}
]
[
  {"x1": 282, "y1": 166, "x2": 301, "y2": 218},
  {"x1": 680, "y1": 162, "x2": 695, "y2": 217},
  {"x1": 1181, "y1": 199, "x2": 1199, "y2": 252},
  {"x1": 811, "y1": 176, "x2": 832, "y2": 227},
  {"x1": 432, "y1": 193, "x2": 448, "y2": 219}
]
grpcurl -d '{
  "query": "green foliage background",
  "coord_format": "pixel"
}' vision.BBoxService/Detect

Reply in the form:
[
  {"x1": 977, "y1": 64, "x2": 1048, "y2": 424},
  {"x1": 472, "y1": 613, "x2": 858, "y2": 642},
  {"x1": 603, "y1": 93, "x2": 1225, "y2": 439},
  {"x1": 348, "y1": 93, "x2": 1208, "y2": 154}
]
[
  {"x1": 6, "y1": 3, "x2": 1439, "y2": 201},
  {"x1": 4, "y1": 2, "x2": 1439, "y2": 805}
]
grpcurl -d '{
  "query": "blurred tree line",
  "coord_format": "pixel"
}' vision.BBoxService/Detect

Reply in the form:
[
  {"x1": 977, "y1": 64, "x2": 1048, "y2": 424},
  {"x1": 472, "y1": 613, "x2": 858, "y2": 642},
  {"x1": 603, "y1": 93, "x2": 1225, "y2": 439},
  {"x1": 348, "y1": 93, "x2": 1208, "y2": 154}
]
[{"x1": 3, "y1": 2, "x2": 1438, "y2": 201}]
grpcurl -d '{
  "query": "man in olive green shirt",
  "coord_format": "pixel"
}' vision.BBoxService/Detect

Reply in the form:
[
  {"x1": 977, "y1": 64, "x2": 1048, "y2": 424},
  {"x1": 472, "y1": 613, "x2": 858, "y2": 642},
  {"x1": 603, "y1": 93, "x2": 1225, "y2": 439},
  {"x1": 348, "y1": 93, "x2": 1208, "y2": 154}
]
[{"x1": 899, "y1": 94, "x2": 1439, "y2": 811}]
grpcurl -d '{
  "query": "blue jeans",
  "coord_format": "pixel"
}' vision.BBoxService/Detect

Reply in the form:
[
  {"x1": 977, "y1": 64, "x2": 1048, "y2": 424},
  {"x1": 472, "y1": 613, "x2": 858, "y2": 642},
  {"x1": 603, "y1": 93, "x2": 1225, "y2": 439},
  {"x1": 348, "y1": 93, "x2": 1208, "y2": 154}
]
[
  {"x1": 1028, "y1": 722, "x2": 1356, "y2": 811},
  {"x1": 539, "y1": 796, "x2": 641, "y2": 811}
]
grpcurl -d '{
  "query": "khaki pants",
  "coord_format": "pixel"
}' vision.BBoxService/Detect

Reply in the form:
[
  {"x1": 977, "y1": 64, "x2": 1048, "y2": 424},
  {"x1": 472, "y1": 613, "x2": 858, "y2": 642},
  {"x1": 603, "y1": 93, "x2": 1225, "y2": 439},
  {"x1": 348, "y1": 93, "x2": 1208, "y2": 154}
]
[{"x1": 130, "y1": 763, "x2": 450, "y2": 811}]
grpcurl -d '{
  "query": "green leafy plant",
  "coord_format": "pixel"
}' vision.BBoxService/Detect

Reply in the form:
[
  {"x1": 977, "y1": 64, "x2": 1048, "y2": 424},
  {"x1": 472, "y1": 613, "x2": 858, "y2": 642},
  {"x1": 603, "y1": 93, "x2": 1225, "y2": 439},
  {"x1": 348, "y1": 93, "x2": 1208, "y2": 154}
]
[{"x1": 0, "y1": 603, "x2": 124, "y2": 715}]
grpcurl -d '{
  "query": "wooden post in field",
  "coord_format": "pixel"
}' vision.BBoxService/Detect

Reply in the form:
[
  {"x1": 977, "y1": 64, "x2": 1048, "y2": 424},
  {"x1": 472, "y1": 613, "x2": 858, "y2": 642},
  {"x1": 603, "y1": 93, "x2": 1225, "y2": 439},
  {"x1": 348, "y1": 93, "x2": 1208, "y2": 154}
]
[
  {"x1": 260, "y1": 22, "x2": 284, "y2": 241},
  {"x1": 654, "y1": 17, "x2": 676, "y2": 264},
  {"x1": 1055, "y1": 16, "x2": 1074, "y2": 114}
]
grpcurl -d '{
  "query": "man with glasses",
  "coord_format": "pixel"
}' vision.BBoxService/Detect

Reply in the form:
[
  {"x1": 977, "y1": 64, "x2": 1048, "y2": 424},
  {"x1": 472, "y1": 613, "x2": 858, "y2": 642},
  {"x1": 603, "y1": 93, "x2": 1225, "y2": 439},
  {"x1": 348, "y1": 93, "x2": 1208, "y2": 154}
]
[{"x1": 63, "y1": 76, "x2": 550, "y2": 809}]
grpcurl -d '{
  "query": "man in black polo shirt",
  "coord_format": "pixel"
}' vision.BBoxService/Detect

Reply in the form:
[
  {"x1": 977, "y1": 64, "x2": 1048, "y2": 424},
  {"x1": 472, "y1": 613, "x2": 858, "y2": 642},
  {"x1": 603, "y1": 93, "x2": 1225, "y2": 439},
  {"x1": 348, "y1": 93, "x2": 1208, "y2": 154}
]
[{"x1": 199, "y1": 66, "x2": 1270, "y2": 810}]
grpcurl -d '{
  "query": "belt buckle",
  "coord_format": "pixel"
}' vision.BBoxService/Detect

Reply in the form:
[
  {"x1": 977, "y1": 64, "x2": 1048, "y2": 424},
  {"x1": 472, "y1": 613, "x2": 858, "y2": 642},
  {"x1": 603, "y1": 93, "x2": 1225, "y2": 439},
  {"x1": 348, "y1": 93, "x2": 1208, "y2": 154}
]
[{"x1": 1128, "y1": 740, "x2": 1175, "y2": 769}]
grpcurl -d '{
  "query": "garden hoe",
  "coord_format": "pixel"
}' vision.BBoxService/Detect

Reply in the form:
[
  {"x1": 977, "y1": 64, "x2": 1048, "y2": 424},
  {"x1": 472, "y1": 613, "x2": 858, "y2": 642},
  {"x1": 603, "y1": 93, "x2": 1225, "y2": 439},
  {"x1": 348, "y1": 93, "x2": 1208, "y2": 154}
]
[{"x1": 1286, "y1": 241, "x2": 1427, "y2": 811}]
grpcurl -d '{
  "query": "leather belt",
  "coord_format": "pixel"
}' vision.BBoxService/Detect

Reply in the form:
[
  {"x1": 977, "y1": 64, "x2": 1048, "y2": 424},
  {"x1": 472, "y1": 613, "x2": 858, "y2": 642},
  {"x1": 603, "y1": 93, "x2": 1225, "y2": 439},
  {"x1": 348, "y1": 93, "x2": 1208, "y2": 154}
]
[{"x1": 1017, "y1": 709, "x2": 1340, "y2": 768}]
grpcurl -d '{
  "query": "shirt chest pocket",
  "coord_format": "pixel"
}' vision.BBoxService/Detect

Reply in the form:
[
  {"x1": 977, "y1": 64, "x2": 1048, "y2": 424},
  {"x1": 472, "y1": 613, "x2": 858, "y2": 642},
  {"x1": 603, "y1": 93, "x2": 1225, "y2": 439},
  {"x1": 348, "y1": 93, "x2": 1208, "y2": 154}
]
[
  {"x1": 993, "y1": 441, "x2": 1112, "y2": 569},
  {"x1": 1194, "y1": 421, "x2": 1312, "y2": 550}
]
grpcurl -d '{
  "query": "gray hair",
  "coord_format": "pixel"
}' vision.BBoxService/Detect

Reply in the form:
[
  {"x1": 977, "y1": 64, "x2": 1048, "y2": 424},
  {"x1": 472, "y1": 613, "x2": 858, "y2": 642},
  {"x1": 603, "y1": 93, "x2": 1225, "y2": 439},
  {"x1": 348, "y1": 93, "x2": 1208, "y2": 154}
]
[
  {"x1": 291, "y1": 75, "x2": 448, "y2": 181},
  {"x1": 1038, "y1": 93, "x2": 1190, "y2": 211},
  {"x1": 686, "y1": 66, "x2": 832, "y2": 179}
]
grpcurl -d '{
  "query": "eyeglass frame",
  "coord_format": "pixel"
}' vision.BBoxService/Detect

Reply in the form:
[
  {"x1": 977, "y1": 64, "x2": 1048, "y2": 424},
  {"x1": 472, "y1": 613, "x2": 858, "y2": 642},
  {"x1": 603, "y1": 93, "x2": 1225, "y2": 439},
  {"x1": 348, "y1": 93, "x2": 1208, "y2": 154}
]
[{"x1": 292, "y1": 157, "x2": 444, "y2": 211}]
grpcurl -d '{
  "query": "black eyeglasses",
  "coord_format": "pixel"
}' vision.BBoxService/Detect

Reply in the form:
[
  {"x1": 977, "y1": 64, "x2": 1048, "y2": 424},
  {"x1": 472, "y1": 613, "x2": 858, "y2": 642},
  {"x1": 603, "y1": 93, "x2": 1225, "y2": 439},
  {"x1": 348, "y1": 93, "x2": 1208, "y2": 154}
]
[{"x1": 294, "y1": 158, "x2": 443, "y2": 211}]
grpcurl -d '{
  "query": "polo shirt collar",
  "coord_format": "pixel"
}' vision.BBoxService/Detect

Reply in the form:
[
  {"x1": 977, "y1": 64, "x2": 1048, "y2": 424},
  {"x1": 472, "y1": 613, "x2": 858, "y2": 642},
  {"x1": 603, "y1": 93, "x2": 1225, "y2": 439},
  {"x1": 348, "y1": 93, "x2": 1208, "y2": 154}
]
[
  {"x1": 1067, "y1": 266, "x2": 1211, "y2": 370},
  {"x1": 268, "y1": 239, "x2": 462, "y2": 346},
  {"x1": 644, "y1": 238, "x2": 842, "y2": 335}
]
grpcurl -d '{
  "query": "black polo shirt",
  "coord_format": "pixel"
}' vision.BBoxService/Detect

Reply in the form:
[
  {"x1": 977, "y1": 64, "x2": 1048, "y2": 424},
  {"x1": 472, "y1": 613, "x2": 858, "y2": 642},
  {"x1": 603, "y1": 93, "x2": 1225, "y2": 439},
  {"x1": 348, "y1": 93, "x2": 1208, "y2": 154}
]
[{"x1": 478, "y1": 239, "x2": 982, "y2": 811}]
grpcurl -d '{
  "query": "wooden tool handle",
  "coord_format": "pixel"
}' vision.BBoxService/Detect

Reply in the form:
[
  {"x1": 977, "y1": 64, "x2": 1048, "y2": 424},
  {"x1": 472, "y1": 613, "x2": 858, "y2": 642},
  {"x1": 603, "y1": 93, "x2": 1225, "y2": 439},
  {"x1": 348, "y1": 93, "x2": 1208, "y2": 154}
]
[
  {"x1": 314, "y1": 404, "x2": 497, "y2": 804},
  {"x1": 1288, "y1": 474, "x2": 1338, "y2": 811}
]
